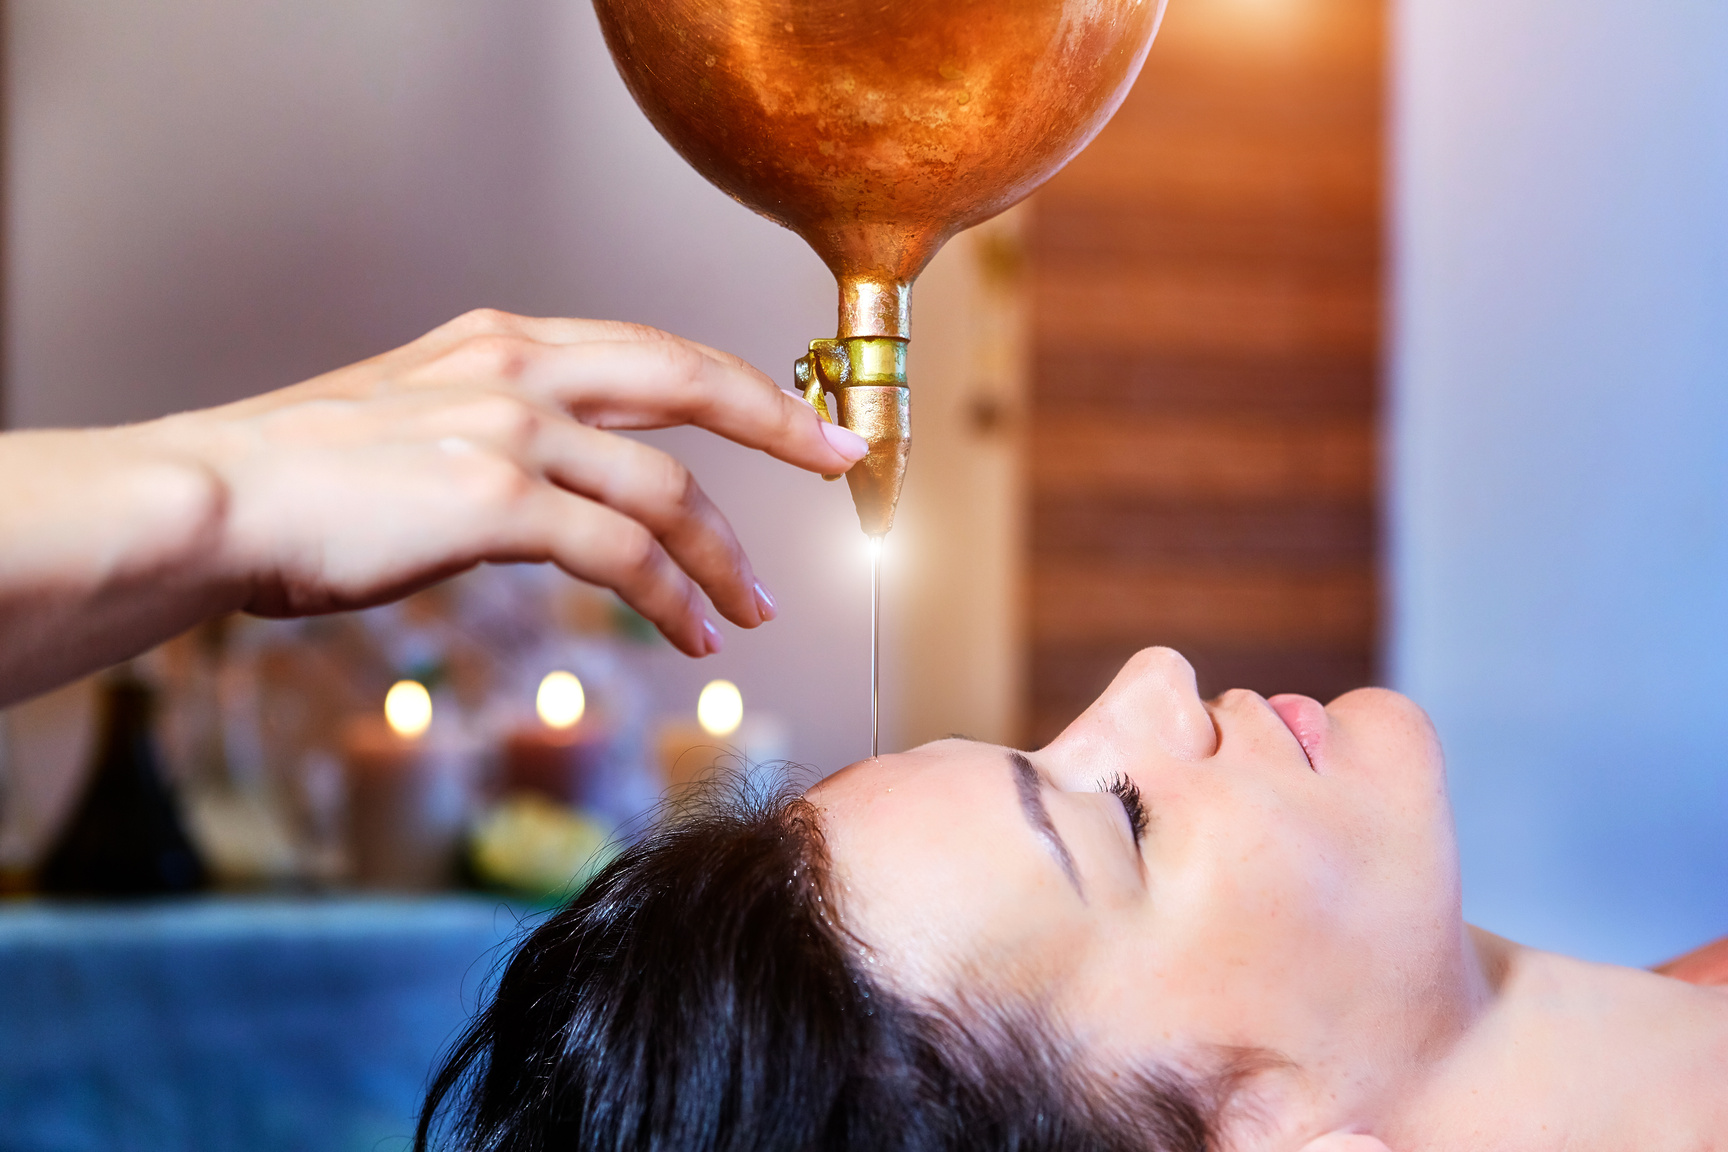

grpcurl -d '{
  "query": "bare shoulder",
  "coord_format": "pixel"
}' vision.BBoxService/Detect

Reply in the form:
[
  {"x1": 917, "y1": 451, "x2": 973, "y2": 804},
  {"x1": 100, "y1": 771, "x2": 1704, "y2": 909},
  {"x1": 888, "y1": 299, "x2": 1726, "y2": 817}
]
[{"x1": 1653, "y1": 935, "x2": 1728, "y2": 990}]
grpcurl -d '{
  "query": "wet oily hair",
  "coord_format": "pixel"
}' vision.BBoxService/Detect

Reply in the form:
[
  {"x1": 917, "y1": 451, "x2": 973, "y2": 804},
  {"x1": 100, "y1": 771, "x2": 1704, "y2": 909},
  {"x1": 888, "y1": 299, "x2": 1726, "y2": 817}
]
[{"x1": 418, "y1": 780, "x2": 1242, "y2": 1152}]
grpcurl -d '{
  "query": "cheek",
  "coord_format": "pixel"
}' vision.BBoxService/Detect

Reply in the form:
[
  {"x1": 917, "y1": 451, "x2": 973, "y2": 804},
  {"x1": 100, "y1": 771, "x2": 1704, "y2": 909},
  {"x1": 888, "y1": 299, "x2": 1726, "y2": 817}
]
[
  {"x1": 1152, "y1": 777, "x2": 1348, "y2": 931},
  {"x1": 1123, "y1": 795, "x2": 1358, "y2": 1029},
  {"x1": 1130, "y1": 780, "x2": 1456, "y2": 1043},
  {"x1": 1182, "y1": 812, "x2": 1357, "y2": 967},
  {"x1": 1067, "y1": 763, "x2": 1472, "y2": 1064}
]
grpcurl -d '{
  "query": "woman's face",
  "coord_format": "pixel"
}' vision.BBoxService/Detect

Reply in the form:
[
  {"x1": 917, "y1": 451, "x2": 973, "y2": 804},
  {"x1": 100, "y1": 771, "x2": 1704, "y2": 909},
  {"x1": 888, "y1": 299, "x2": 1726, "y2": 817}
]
[{"x1": 809, "y1": 648, "x2": 1483, "y2": 1138}]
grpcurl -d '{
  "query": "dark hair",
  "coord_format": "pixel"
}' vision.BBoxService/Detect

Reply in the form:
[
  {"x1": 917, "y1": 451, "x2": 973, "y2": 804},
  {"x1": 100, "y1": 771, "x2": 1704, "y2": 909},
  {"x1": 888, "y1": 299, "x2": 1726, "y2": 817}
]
[{"x1": 418, "y1": 781, "x2": 1249, "y2": 1151}]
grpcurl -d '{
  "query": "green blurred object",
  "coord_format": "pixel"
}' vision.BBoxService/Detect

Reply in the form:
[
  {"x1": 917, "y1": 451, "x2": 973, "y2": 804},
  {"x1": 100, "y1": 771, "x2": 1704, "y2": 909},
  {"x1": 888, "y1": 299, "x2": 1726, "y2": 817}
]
[
  {"x1": 398, "y1": 657, "x2": 449, "y2": 693},
  {"x1": 607, "y1": 599, "x2": 661, "y2": 646},
  {"x1": 467, "y1": 795, "x2": 615, "y2": 903}
]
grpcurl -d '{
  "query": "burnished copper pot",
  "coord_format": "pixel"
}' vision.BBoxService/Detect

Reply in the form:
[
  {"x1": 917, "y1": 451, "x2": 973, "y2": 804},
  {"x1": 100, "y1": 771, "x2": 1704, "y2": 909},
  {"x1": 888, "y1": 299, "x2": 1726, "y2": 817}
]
[{"x1": 593, "y1": 0, "x2": 1165, "y2": 533}]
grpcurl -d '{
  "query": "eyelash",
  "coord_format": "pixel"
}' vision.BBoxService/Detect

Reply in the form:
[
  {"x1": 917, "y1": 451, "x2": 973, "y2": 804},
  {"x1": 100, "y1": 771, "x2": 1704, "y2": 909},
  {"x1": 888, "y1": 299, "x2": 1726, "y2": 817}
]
[{"x1": 1098, "y1": 773, "x2": 1148, "y2": 845}]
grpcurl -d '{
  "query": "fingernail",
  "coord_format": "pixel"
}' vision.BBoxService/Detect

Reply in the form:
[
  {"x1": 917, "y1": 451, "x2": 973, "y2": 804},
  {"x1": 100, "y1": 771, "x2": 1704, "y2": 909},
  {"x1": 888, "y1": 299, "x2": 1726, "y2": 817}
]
[
  {"x1": 753, "y1": 582, "x2": 778, "y2": 622},
  {"x1": 702, "y1": 618, "x2": 724, "y2": 654},
  {"x1": 820, "y1": 421, "x2": 869, "y2": 462}
]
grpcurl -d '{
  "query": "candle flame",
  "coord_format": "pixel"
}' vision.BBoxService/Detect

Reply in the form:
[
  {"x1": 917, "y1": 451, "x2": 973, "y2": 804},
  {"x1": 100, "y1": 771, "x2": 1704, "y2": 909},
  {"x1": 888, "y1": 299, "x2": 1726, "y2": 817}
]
[
  {"x1": 537, "y1": 670, "x2": 587, "y2": 730},
  {"x1": 697, "y1": 679, "x2": 744, "y2": 737},
  {"x1": 384, "y1": 680, "x2": 433, "y2": 738}
]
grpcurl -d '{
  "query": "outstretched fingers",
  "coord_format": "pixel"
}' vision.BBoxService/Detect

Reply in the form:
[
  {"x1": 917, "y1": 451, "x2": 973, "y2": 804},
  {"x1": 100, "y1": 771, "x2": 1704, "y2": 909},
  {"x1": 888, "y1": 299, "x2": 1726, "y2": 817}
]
[
  {"x1": 398, "y1": 312, "x2": 869, "y2": 477},
  {"x1": 519, "y1": 339, "x2": 869, "y2": 475},
  {"x1": 506, "y1": 486, "x2": 722, "y2": 658},
  {"x1": 408, "y1": 309, "x2": 755, "y2": 378},
  {"x1": 347, "y1": 310, "x2": 845, "y2": 649},
  {"x1": 533, "y1": 422, "x2": 768, "y2": 628}
]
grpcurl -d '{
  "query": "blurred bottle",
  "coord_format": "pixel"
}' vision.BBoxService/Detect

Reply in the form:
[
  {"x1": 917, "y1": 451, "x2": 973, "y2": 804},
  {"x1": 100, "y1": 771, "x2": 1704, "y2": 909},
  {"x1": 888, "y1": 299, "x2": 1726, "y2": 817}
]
[{"x1": 38, "y1": 673, "x2": 207, "y2": 896}]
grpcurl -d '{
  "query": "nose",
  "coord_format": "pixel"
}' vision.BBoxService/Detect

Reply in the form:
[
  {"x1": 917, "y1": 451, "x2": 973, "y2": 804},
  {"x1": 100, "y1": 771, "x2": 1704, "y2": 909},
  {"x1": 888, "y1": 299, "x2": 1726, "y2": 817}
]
[{"x1": 1045, "y1": 647, "x2": 1218, "y2": 763}]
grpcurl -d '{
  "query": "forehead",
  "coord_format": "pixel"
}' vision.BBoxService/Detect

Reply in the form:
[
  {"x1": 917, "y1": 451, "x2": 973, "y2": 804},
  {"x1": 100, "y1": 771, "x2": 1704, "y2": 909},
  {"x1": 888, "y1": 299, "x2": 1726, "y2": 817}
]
[
  {"x1": 808, "y1": 741, "x2": 1017, "y2": 908},
  {"x1": 809, "y1": 741, "x2": 1091, "y2": 994},
  {"x1": 810, "y1": 739, "x2": 1004, "y2": 821}
]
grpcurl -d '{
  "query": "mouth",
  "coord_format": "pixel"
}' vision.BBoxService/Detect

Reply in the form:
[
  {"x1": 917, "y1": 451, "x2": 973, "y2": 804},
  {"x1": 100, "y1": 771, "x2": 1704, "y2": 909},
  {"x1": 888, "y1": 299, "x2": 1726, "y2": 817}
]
[{"x1": 1267, "y1": 694, "x2": 1326, "y2": 770}]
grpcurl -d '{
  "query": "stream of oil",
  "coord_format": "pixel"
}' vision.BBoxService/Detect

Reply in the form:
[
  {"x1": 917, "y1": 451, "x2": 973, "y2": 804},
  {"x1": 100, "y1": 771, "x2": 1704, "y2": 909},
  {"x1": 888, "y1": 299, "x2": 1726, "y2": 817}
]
[{"x1": 870, "y1": 535, "x2": 882, "y2": 759}]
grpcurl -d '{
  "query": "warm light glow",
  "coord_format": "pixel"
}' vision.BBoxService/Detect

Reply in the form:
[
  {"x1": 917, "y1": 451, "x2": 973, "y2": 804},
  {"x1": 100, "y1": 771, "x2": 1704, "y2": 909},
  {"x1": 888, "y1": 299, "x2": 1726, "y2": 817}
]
[
  {"x1": 869, "y1": 534, "x2": 884, "y2": 560},
  {"x1": 1216, "y1": 0, "x2": 1298, "y2": 13},
  {"x1": 1198, "y1": 0, "x2": 1308, "y2": 42},
  {"x1": 384, "y1": 680, "x2": 433, "y2": 738},
  {"x1": 697, "y1": 679, "x2": 744, "y2": 737},
  {"x1": 536, "y1": 670, "x2": 586, "y2": 730}
]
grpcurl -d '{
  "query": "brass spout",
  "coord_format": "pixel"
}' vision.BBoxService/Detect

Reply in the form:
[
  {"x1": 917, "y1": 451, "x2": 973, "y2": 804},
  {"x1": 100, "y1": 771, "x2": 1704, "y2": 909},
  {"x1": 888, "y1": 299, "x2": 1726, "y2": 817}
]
[
  {"x1": 839, "y1": 276, "x2": 912, "y2": 342},
  {"x1": 593, "y1": 0, "x2": 1164, "y2": 534},
  {"x1": 796, "y1": 335, "x2": 910, "y2": 537}
]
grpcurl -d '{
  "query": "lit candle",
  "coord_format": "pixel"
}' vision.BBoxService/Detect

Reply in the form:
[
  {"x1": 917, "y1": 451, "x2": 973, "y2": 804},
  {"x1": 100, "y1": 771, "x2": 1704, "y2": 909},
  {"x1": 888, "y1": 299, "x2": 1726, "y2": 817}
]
[
  {"x1": 657, "y1": 680, "x2": 785, "y2": 793},
  {"x1": 384, "y1": 679, "x2": 433, "y2": 737},
  {"x1": 697, "y1": 679, "x2": 743, "y2": 737},
  {"x1": 340, "y1": 680, "x2": 476, "y2": 890},
  {"x1": 536, "y1": 671, "x2": 585, "y2": 730},
  {"x1": 503, "y1": 671, "x2": 609, "y2": 806}
]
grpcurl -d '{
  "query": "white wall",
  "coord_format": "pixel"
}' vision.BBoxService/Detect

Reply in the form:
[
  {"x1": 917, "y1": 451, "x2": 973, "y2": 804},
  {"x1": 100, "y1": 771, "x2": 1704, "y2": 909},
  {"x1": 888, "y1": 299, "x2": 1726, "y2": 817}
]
[
  {"x1": 885, "y1": 213, "x2": 1029, "y2": 752},
  {"x1": 1392, "y1": 0, "x2": 1728, "y2": 963},
  {"x1": 6, "y1": 0, "x2": 1016, "y2": 785}
]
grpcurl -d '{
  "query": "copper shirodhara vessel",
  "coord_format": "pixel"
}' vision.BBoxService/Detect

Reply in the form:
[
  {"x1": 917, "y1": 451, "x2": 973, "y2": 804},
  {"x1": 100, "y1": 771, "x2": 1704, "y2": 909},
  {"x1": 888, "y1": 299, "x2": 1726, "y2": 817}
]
[{"x1": 594, "y1": 0, "x2": 1165, "y2": 535}]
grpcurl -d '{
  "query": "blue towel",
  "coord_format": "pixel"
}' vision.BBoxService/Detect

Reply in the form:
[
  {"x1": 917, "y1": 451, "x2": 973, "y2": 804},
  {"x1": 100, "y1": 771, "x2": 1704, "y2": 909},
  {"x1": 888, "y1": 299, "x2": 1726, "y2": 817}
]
[{"x1": 0, "y1": 897, "x2": 530, "y2": 1152}]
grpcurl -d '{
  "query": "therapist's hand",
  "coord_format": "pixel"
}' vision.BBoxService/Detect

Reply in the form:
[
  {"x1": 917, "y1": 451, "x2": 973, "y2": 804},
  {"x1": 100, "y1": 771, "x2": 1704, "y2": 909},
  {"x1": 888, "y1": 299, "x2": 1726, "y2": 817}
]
[{"x1": 0, "y1": 309, "x2": 867, "y2": 706}]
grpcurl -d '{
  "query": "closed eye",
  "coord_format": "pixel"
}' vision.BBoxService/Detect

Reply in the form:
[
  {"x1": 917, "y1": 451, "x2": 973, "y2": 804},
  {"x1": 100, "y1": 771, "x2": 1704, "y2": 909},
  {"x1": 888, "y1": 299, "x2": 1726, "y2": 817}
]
[{"x1": 1098, "y1": 773, "x2": 1148, "y2": 846}]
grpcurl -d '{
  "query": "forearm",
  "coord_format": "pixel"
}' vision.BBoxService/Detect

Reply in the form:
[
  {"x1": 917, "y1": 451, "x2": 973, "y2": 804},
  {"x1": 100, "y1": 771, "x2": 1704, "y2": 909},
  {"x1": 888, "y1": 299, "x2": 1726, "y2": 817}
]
[{"x1": 0, "y1": 423, "x2": 244, "y2": 706}]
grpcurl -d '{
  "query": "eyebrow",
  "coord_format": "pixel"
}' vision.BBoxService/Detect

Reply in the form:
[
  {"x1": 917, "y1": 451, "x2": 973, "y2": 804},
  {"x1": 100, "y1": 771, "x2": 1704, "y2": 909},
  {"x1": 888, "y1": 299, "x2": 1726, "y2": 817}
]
[{"x1": 1008, "y1": 751, "x2": 1084, "y2": 898}]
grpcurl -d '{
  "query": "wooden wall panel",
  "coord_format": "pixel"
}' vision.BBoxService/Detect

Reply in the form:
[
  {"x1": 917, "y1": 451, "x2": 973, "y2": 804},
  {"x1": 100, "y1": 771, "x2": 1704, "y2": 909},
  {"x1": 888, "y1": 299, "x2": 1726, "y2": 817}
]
[
  {"x1": 1026, "y1": 0, "x2": 1384, "y2": 745},
  {"x1": 1034, "y1": 416, "x2": 1375, "y2": 500}
]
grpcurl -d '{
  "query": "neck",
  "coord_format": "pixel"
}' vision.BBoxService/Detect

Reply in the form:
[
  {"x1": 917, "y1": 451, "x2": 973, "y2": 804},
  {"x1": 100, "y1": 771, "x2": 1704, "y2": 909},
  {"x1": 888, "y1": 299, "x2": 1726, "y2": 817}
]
[{"x1": 1384, "y1": 928, "x2": 1728, "y2": 1150}]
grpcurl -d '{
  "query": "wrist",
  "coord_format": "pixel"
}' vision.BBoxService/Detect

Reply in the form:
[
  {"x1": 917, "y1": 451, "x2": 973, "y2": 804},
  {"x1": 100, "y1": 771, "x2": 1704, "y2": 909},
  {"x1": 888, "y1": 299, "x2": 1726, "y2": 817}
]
[
  {"x1": 110, "y1": 415, "x2": 252, "y2": 613},
  {"x1": 0, "y1": 420, "x2": 246, "y2": 703}
]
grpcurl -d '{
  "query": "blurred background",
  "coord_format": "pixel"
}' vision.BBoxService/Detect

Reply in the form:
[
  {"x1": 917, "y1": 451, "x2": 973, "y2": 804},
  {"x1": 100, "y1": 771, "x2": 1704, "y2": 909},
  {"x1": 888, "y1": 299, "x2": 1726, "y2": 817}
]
[{"x1": 0, "y1": 0, "x2": 1724, "y2": 1146}]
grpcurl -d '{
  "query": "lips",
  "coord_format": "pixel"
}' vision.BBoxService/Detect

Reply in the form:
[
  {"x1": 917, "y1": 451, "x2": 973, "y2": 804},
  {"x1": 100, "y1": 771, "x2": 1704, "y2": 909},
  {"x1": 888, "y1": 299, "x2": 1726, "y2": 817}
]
[{"x1": 1267, "y1": 694, "x2": 1326, "y2": 769}]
